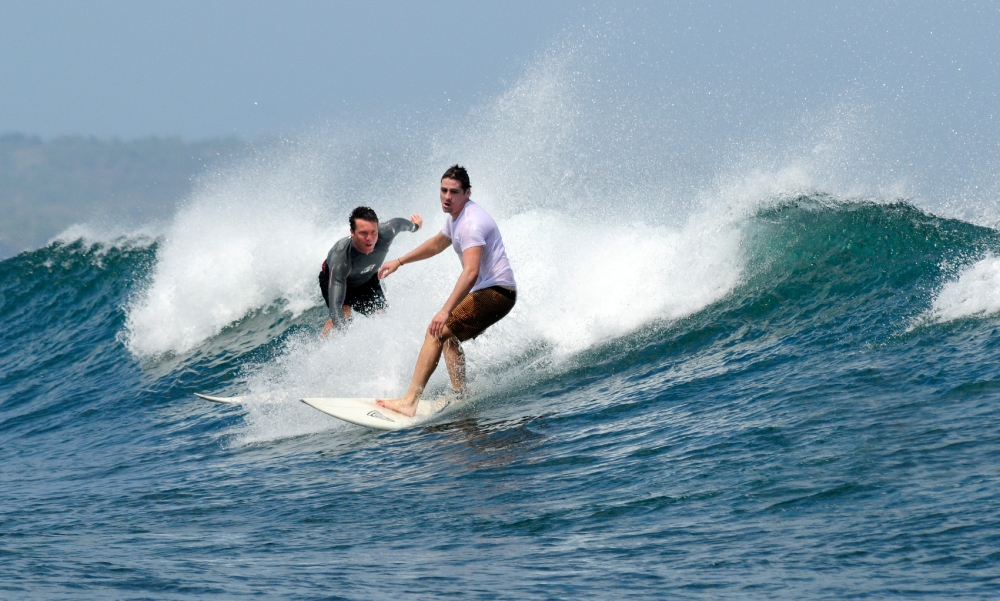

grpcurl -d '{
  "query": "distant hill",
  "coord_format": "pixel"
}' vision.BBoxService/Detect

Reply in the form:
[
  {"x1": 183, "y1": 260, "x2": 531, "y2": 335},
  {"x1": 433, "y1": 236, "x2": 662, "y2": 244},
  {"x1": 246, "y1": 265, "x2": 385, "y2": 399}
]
[{"x1": 0, "y1": 134, "x2": 248, "y2": 258}]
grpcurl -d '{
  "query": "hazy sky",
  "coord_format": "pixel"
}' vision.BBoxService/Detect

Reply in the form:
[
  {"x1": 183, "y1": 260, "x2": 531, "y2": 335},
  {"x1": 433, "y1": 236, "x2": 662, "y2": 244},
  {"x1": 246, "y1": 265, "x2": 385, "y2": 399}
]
[
  {"x1": 1, "y1": 0, "x2": 997, "y2": 151},
  {"x1": 0, "y1": 1, "x2": 582, "y2": 139}
]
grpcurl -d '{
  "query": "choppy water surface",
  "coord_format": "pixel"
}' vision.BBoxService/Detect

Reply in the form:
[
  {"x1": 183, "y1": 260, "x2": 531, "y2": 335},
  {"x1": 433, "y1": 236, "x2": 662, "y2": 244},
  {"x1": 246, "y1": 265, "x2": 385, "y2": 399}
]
[
  {"x1": 3, "y1": 194, "x2": 999, "y2": 599},
  {"x1": 4, "y1": 20, "x2": 1000, "y2": 597}
]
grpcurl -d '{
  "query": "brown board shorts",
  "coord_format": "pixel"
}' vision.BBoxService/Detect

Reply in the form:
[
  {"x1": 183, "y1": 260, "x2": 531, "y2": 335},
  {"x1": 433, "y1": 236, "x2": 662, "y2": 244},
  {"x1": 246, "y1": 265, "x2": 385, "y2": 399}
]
[{"x1": 446, "y1": 286, "x2": 517, "y2": 342}]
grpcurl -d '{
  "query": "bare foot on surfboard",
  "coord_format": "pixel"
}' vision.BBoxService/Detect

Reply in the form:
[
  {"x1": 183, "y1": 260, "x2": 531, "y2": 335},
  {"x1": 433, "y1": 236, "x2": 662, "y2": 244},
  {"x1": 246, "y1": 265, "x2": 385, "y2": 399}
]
[{"x1": 376, "y1": 397, "x2": 418, "y2": 418}]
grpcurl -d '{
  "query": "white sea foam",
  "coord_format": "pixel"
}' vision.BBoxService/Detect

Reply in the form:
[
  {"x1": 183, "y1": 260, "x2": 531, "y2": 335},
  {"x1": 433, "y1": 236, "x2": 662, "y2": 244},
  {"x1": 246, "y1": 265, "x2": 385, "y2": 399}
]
[{"x1": 927, "y1": 255, "x2": 1000, "y2": 323}]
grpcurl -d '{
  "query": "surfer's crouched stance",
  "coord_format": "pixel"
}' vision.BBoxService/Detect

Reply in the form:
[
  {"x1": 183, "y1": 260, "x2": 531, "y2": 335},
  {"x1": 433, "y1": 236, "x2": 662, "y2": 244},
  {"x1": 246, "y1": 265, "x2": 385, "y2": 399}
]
[
  {"x1": 377, "y1": 165, "x2": 516, "y2": 417},
  {"x1": 320, "y1": 206, "x2": 422, "y2": 337}
]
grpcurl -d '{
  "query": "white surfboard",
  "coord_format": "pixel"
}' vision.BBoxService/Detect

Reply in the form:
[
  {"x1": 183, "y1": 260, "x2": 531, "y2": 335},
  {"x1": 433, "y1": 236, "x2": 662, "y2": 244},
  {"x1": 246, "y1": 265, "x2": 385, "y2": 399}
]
[
  {"x1": 194, "y1": 391, "x2": 288, "y2": 405},
  {"x1": 300, "y1": 396, "x2": 458, "y2": 431},
  {"x1": 194, "y1": 392, "x2": 244, "y2": 404}
]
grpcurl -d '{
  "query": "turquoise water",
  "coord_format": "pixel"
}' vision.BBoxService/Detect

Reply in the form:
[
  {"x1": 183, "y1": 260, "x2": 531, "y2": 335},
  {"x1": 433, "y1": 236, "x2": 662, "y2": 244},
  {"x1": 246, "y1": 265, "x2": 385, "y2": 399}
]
[{"x1": 3, "y1": 195, "x2": 999, "y2": 598}]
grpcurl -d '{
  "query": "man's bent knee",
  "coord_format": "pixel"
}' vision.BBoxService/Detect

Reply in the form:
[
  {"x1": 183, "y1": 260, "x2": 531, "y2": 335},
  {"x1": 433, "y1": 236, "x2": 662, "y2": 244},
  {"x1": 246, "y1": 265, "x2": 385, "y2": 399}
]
[
  {"x1": 426, "y1": 325, "x2": 456, "y2": 344},
  {"x1": 438, "y1": 325, "x2": 457, "y2": 342}
]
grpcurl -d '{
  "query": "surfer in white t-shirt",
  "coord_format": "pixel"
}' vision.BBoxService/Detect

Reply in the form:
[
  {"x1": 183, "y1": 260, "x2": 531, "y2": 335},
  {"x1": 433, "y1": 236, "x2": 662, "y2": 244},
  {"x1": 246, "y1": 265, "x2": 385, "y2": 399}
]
[{"x1": 376, "y1": 165, "x2": 517, "y2": 417}]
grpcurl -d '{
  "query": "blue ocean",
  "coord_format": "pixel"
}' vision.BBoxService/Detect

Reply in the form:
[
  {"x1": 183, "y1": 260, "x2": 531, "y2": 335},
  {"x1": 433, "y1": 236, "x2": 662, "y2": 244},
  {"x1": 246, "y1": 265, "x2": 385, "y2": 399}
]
[{"x1": 4, "y1": 57, "x2": 1000, "y2": 599}]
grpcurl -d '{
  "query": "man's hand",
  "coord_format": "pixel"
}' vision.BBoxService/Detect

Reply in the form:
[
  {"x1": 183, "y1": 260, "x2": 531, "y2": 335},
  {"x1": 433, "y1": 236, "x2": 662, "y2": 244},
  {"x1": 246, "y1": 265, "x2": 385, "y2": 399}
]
[
  {"x1": 428, "y1": 309, "x2": 451, "y2": 339},
  {"x1": 378, "y1": 259, "x2": 400, "y2": 280},
  {"x1": 321, "y1": 319, "x2": 335, "y2": 338},
  {"x1": 380, "y1": 231, "x2": 450, "y2": 279},
  {"x1": 410, "y1": 214, "x2": 423, "y2": 230}
]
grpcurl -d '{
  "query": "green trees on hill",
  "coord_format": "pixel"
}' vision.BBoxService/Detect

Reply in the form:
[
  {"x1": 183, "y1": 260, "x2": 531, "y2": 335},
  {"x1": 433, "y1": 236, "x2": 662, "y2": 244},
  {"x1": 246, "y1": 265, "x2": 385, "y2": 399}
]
[{"x1": 0, "y1": 134, "x2": 246, "y2": 258}]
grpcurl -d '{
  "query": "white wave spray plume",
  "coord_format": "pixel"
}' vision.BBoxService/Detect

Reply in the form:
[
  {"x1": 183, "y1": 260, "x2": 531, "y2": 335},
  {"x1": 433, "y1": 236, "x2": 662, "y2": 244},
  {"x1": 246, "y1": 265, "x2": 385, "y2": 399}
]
[
  {"x1": 232, "y1": 46, "x2": 749, "y2": 443},
  {"x1": 124, "y1": 143, "x2": 341, "y2": 357},
  {"x1": 122, "y1": 27, "x2": 932, "y2": 443}
]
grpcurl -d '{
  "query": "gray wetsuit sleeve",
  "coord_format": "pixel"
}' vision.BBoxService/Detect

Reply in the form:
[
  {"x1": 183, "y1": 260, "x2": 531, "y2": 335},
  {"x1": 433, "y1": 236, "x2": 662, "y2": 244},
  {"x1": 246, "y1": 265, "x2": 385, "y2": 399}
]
[
  {"x1": 381, "y1": 218, "x2": 419, "y2": 241},
  {"x1": 326, "y1": 246, "x2": 350, "y2": 328}
]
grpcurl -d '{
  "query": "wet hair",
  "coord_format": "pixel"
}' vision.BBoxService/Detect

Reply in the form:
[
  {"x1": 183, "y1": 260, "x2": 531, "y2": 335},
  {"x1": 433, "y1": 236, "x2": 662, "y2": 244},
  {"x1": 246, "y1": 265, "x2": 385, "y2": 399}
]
[
  {"x1": 441, "y1": 165, "x2": 471, "y2": 191},
  {"x1": 349, "y1": 206, "x2": 379, "y2": 231}
]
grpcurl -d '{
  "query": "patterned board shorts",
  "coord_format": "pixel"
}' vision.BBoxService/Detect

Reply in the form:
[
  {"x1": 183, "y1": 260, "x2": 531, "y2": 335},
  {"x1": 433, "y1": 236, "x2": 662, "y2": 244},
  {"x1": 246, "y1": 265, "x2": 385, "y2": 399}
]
[{"x1": 446, "y1": 286, "x2": 517, "y2": 341}]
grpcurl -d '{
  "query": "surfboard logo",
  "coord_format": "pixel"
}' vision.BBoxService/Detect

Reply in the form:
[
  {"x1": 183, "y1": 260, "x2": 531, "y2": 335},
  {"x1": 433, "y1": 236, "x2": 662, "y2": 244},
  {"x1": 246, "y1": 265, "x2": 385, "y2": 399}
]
[{"x1": 367, "y1": 410, "x2": 394, "y2": 422}]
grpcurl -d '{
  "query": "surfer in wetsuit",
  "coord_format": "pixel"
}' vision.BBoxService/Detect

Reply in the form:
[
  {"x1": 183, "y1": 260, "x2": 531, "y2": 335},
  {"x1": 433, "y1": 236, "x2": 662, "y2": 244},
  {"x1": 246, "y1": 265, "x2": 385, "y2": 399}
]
[
  {"x1": 375, "y1": 165, "x2": 517, "y2": 417},
  {"x1": 320, "y1": 206, "x2": 422, "y2": 336}
]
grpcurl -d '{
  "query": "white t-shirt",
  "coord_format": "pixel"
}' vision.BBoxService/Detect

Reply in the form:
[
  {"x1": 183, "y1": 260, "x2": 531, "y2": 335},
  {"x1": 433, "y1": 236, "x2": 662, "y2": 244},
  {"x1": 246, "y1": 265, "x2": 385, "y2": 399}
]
[{"x1": 441, "y1": 200, "x2": 517, "y2": 292}]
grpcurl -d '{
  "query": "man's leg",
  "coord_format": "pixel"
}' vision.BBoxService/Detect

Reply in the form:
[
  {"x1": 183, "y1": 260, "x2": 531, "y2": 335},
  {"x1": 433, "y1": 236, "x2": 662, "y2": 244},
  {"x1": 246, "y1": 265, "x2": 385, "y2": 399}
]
[
  {"x1": 377, "y1": 326, "x2": 455, "y2": 417},
  {"x1": 378, "y1": 288, "x2": 514, "y2": 416},
  {"x1": 443, "y1": 337, "x2": 466, "y2": 395}
]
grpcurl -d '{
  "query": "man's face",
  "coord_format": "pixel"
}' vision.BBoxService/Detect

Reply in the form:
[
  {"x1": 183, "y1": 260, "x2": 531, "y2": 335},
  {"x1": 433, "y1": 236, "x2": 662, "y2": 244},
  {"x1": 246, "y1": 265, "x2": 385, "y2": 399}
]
[
  {"x1": 440, "y1": 178, "x2": 471, "y2": 215},
  {"x1": 351, "y1": 218, "x2": 379, "y2": 254}
]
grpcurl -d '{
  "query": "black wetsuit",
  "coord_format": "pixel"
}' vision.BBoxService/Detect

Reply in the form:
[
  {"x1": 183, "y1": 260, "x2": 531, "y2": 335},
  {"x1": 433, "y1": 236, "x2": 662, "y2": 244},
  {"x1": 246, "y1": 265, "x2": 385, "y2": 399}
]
[{"x1": 319, "y1": 218, "x2": 419, "y2": 328}]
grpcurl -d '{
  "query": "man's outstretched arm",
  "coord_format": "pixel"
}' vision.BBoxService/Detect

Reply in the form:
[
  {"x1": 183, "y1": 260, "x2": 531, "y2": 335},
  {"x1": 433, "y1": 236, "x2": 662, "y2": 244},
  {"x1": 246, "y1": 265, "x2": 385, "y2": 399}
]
[
  {"x1": 383, "y1": 215, "x2": 423, "y2": 236},
  {"x1": 378, "y1": 231, "x2": 450, "y2": 279}
]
